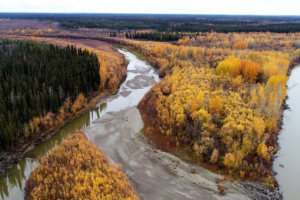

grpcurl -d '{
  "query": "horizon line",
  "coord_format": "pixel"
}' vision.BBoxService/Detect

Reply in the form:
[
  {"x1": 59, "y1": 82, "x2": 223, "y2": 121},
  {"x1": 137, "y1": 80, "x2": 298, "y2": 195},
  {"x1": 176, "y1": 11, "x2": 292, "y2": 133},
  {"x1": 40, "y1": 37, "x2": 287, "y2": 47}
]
[{"x1": 0, "y1": 12, "x2": 300, "y2": 17}]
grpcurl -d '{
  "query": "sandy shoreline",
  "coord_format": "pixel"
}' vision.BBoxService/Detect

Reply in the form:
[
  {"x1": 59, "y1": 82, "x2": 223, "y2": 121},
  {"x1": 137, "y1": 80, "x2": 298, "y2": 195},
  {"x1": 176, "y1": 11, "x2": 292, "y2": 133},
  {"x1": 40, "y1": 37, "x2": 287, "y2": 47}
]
[{"x1": 86, "y1": 106, "x2": 251, "y2": 200}]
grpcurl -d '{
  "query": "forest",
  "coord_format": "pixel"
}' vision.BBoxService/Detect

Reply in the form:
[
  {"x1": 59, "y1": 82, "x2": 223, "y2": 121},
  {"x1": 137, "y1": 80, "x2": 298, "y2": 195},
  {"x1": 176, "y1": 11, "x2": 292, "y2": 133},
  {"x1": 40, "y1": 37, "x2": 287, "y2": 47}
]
[
  {"x1": 1, "y1": 13, "x2": 300, "y2": 33},
  {"x1": 0, "y1": 40, "x2": 100, "y2": 150},
  {"x1": 125, "y1": 31, "x2": 180, "y2": 41},
  {"x1": 25, "y1": 130, "x2": 139, "y2": 200}
]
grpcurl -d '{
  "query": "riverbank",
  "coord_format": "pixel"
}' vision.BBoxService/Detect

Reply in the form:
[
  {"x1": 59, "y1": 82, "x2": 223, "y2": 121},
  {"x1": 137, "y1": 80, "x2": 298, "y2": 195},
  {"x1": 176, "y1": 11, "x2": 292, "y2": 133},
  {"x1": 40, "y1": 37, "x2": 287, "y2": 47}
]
[
  {"x1": 86, "y1": 105, "x2": 251, "y2": 200},
  {"x1": 0, "y1": 91, "x2": 110, "y2": 178}
]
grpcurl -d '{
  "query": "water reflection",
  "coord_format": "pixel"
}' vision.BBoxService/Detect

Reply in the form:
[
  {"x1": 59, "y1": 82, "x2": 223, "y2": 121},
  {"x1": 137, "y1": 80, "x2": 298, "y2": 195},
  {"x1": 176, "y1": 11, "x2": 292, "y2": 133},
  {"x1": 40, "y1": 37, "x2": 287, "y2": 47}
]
[{"x1": 100, "y1": 103, "x2": 107, "y2": 113}]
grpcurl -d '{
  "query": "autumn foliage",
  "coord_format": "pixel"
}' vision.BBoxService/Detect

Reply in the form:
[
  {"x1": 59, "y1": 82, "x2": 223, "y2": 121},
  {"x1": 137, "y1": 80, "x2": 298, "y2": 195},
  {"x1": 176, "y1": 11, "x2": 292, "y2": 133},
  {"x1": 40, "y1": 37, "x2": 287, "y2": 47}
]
[
  {"x1": 217, "y1": 58, "x2": 261, "y2": 82},
  {"x1": 232, "y1": 41, "x2": 248, "y2": 49},
  {"x1": 135, "y1": 32, "x2": 300, "y2": 185},
  {"x1": 25, "y1": 130, "x2": 139, "y2": 200},
  {"x1": 101, "y1": 34, "x2": 299, "y2": 186},
  {"x1": 139, "y1": 63, "x2": 288, "y2": 184}
]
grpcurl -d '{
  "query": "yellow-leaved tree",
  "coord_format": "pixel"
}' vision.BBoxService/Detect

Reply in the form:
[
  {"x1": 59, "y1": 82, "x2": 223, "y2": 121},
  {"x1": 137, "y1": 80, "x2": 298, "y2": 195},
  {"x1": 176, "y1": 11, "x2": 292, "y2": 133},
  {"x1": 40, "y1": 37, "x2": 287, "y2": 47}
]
[
  {"x1": 257, "y1": 141, "x2": 270, "y2": 161},
  {"x1": 224, "y1": 153, "x2": 236, "y2": 169},
  {"x1": 209, "y1": 96, "x2": 223, "y2": 115}
]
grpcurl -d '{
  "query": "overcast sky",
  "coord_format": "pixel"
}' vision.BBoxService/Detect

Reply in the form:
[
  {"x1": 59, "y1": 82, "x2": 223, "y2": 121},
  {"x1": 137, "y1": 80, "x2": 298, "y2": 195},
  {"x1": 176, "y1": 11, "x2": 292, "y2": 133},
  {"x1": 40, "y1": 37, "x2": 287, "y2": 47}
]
[{"x1": 1, "y1": 0, "x2": 300, "y2": 15}]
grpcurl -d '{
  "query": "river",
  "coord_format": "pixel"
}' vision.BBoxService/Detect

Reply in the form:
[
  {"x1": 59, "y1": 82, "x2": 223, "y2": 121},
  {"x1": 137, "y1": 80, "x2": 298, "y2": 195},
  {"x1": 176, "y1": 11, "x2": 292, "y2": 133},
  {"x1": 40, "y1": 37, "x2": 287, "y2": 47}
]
[{"x1": 274, "y1": 66, "x2": 300, "y2": 200}]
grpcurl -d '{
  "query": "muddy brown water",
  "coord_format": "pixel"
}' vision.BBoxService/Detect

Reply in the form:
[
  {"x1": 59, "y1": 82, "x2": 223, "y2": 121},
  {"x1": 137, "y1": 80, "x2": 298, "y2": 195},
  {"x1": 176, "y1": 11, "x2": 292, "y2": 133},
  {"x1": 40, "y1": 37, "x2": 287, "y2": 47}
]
[
  {"x1": 274, "y1": 66, "x2": 300, "y2": 200},
  {"x1": 0, "y1": 48, "x2": 160, "y2": 200}
]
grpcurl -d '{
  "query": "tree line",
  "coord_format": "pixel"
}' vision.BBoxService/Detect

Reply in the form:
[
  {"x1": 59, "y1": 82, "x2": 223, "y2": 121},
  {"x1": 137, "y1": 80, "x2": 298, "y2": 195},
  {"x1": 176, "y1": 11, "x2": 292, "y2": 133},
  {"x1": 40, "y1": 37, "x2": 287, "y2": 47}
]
[
  {"x1": 2, "y1": 13, "x2": 300, "y2": 33},
  {"x1": 172, "y1": 23, "x2": 300, "y2": 33},
  {"x1": 125, "y1": 31, "x2": 180, "y2": 41},
  {"x1": 0, "y1": 40, "x2": 100, "y2": 149}
]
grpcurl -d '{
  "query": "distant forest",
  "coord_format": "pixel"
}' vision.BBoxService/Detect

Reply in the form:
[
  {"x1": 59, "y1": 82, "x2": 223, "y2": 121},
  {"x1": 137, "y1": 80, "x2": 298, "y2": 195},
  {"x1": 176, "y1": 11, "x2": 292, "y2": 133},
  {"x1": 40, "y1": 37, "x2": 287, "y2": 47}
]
[
  {"x1": 1, "y1": 13, "x2": 300, "y2": 33},
  {"x1": 0, "y1": 39, "x2": 100, "y2": 149},
  {"x1": 124, "y1": 31, "x2": 180, "y2": 41}
]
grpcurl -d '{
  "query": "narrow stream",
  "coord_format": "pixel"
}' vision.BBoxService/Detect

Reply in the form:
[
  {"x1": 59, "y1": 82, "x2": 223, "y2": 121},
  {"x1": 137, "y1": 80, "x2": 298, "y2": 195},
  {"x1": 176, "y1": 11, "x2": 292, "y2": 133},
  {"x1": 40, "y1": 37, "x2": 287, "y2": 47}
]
[
  {"x1": 274, "y1": 66, "x2": 300, "y2": 200},
  {"x1": 0, "y1": 48, "x2": 160, "y2": 200}
]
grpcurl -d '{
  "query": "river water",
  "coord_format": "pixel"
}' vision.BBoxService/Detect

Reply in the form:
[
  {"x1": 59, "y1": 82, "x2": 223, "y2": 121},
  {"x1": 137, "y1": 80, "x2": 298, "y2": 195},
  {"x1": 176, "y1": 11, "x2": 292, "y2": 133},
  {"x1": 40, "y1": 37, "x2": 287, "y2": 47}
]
[
  {"x1": 0, "y1": 48, "x2": 160, "y2": 200},
  {"x1": 274, "y1": 66, "x2": 300, "y2": 200}
]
